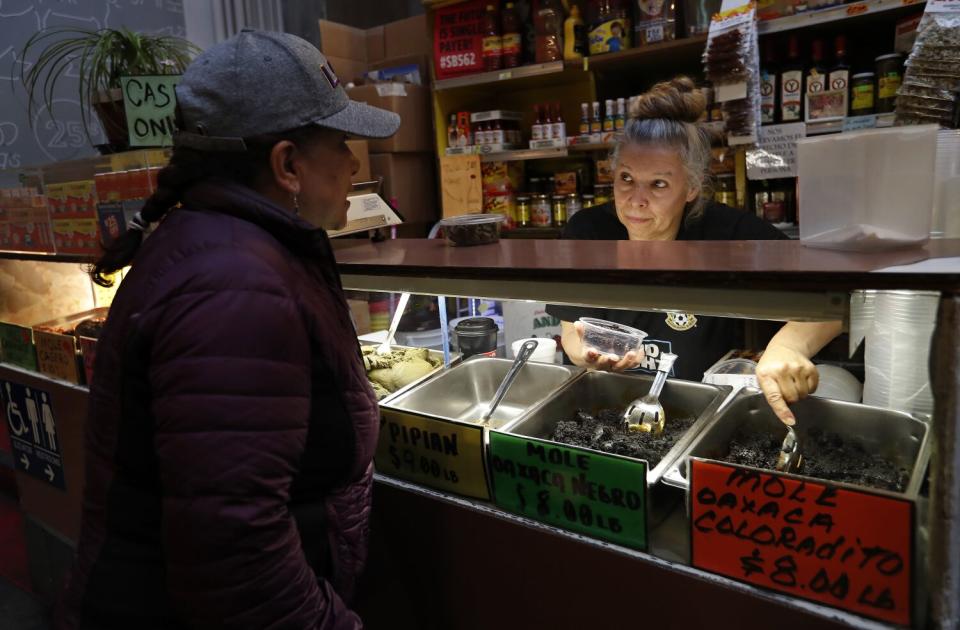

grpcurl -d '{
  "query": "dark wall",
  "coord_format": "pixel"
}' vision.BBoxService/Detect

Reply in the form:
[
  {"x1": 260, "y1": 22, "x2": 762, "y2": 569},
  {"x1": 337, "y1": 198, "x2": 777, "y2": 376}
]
[{"x1": 281, "y1": 0, "x2": 424, "y2": 48}]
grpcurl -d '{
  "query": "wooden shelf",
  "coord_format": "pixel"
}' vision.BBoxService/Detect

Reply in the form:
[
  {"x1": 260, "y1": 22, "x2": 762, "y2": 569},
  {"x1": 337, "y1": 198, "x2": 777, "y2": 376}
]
[
  {"x1": 0, "y1": 251, "x2": 93, "y2": 264},
  {"x1": 570, "y1": 35, "x2": 707, "y2": 74},
  {"x1": 478, "y1": 147, "x2": 568, "y2": 163},
  {"x1": 433, "y1": 61, "x2": 568, "y2": 91},
  {"x1": 757, "y1": 0, "x2": 925, "y2": 35},
  {"x1": 569, "y1": 142, "x2": 615, "y2": 153}
]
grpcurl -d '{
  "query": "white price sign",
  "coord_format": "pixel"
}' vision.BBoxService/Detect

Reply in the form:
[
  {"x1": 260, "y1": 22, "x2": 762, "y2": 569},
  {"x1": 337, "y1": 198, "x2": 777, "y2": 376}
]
[{"x1": 746, "y1": 122, "x2": 807, "y2": 180}]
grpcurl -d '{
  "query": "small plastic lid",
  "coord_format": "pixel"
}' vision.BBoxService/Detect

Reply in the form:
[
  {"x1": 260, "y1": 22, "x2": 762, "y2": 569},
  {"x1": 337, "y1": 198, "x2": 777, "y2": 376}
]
[
  {"x1": 852, "y1": 72, "x2": 875, "y2": 79},
  {"x1": 875, "y1": 53, "x2": 903, "y2": 62},
  {"x1": 658, "y1": 352, "x2": 678, "y2": 372},
  {"x1": 439, "y1": 213, "x2": 505, "y2": 227},
  {"x1": 579, "y1": 317, "x2": 647, "y2": 339},
  {"x1": 704, "y1": 358, "x2": 757, "y2": 376},
  {"x1": 454, "y1": 317, "x2": 498, "y2": 337}
]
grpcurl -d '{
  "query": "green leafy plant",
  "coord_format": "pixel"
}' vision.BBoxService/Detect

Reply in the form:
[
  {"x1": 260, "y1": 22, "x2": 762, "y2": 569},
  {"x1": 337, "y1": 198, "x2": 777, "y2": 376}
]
[{"x1": 20, "y1": 27, "x2": 199, "y2": 146}]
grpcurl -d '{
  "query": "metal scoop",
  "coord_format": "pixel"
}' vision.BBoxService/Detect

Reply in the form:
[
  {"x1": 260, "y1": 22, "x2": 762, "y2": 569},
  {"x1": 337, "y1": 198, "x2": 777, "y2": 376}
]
[
  {"x1": 775, "y1": 426, "x2": 804, "y2": 473},
  {"x1": 376, "y1": 292, "x2": 411, "y2": 355},
  {"x1": 479, "y1": 340, "x2": 539, "y2": 425},
  {"x1": 622, "y1": 352, "x2": 678, "y2": 434}
]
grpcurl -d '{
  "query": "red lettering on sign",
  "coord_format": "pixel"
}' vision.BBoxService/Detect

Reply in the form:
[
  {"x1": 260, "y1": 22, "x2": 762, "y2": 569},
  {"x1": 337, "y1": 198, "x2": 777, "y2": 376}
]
[{"x1": 690, "y1": 460, "x2": 912, "y2": 626}]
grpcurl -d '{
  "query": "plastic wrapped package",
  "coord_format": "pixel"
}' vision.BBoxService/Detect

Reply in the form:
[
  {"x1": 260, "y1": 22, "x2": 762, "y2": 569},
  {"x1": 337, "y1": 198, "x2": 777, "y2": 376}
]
[
  {"x1": 896, "y1": 8, "x2": 960, "y2": 128},
  {"x1": 702, "y1": 5, "x2": 760, "y2": 141}
]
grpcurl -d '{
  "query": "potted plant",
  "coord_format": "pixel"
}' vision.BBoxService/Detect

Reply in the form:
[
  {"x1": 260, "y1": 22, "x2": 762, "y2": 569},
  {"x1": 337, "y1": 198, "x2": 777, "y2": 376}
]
[{"x1": 21, "y1": 27, "x2": 198, "y2": 152}]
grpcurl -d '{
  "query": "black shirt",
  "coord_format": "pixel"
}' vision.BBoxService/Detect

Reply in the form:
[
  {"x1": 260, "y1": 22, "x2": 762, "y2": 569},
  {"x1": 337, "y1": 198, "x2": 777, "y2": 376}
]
[{"x1": 546, "y1": 201, "x2": 788, "y2": 381}]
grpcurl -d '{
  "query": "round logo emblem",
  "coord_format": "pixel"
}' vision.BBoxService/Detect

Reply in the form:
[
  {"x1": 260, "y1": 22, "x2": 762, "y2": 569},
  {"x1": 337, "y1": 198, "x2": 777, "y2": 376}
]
[
  {"x1": 784, "y1": 79, "x2": 800, "y2": 93},
  {"x1": 665, "y1": 312, "x2": 698, "y2": 332}
]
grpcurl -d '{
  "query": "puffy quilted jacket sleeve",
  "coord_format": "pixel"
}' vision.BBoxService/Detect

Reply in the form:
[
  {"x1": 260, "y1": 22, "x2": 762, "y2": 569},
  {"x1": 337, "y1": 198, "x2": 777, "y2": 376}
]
[{"x1": 146, "y1": 272, "x2": 362, "y2": 629}]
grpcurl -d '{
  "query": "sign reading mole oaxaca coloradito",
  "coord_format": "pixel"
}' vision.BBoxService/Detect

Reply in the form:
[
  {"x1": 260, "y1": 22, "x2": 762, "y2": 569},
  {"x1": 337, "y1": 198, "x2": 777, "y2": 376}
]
[{"x1": 690, "y1": 459, "x2": 913, "y2": 626}]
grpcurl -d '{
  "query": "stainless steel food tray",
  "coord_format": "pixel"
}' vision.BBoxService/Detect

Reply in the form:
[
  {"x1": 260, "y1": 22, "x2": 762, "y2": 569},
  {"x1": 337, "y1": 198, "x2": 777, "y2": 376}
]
[
  {"x1": 380, "y1": 356, "x2": 581, "y2": 429},
  {"x1": 362, "y1": 344, "x2": 459, "y2": 406},
  {"x1": 662, "y1": 388, "x2": 931, "y2": 498},
  {"x1": 500, "y1": 371, "x2": 731, "y2": 488}
]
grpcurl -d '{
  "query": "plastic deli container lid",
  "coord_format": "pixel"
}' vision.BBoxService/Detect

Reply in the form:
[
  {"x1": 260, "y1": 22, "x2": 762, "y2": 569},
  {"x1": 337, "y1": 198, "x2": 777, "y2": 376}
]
[
  {"x1": 704, "y1": 358, "x2": 757, "y2": 376},
  {"x1": 439, "y1": 213, "x2": 506, "y2": 226},
  {"x1": 875, "y1": 53, "x2": 903, "y2": 63},
  {"x1": 579, "y1": 317, "x2": 647, "y2": 339},
  {"x1": 454, "y1": 317, "x2": 499, "y2": 337},
  {"x1": 852, "y1": 72, "x2": 875, "y2": 79}
]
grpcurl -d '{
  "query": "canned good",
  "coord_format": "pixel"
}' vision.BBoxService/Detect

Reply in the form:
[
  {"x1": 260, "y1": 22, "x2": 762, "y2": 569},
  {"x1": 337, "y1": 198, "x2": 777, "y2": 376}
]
[
  {"x1": 582, "y1": 194, "x2": 596, "y2": 209},
  {"x1": 594, "y1": 184, "x2": 612, "y2": 205},
  {"x1": 565, "y1": 193, "x2": 582, "y2": 219},
  {"x1": 531, "y1": 194, "x2": 552, "y2": 227},
  {"x1": 851, "y1": 72, "x2": 875, "y2": 116},
  {"x1": 875, "y1": 53, "x2": 903, "y2": 114},
  {"x1": 552, "y1": 194, "x2": 567, "y2": 227},
  {"x1": 516, "y1": 195, "x2": 532, "y2": 227}
]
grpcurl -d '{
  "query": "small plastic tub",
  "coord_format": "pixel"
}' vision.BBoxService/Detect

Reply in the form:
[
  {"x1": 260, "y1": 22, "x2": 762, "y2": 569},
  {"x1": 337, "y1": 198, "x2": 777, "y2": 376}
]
[
  {"x1": 578, "y1": 317, "x2": 647, "y2": 359},
  {"x1": 440, "y1": 214, "x2": 505, "y2": 246}
]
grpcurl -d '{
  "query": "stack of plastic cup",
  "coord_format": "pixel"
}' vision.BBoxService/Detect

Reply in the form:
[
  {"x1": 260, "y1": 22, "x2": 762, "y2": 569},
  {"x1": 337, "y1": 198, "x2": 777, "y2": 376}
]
[
  {"x1": 934, "y1": 130, "x2": 960, "y2": 238},
  {"x1": 862, "y1": 290, "x2": 939, "y2": 417},
  {"x1": 848, "y1": 290, "x2": 876, "y2": 356}
]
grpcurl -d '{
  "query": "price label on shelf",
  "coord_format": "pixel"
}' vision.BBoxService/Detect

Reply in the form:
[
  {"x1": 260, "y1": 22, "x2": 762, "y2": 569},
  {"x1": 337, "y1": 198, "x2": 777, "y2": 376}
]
[
  {"x1": 690, "y1": 459, "x2": 913, "y2": 626},
  {"x1": 489, "y1": 431, "x2": 648, "y2": 550},
  {"x1": 376, "y1": 409, "x2": 489, "y2": 499}
]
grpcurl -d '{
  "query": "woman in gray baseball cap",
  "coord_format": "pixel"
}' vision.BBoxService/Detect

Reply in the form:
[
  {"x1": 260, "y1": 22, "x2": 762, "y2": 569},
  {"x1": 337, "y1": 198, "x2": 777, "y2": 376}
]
[{"x1": 57, "y1": 30, "x2": 399, "y2": 630}]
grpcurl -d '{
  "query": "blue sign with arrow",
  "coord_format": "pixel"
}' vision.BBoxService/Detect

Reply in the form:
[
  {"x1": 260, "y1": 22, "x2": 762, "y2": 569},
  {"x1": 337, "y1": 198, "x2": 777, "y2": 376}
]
[{"x1": 2, "y1": 380, "x2": 65, "y2": 490}]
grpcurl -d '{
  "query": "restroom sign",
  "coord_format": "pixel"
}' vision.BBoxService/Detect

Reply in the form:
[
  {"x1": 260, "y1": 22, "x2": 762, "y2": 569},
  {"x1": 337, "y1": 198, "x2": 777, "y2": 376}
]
[{"x1": 1, "y1": 381, "x2": 65, "y2": 490}]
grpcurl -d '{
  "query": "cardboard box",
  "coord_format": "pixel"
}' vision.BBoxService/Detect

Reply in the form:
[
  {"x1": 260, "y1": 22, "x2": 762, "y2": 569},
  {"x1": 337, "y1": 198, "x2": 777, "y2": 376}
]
[
  {"x1": 385, "y1": 15, "x2": 430, "y2": 59},
  {"x1": 366, "y1": 25, "x2": 386, "y2": 64},
  {"x1": 369, "y1": 152, "x2": 438, "y2": 225},
  {"x1": 367, "y1": 54, "x2": 430, "y2": 86},
  {"x1": 347, "y1": 140, "x2": 371, "y2": 183},
  {"x1": 346, "y1": 83, "x2": 432, "y2": 153},
  {"x1": 318, "y1": 20, "x2": 367, "y2": 61}
]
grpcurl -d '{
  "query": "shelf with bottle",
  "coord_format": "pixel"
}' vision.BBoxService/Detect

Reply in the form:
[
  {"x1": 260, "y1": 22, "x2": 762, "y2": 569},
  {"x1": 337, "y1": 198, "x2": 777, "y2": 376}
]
[{"x1": 757, "y1": 0, "x2": 925, "y2": 36}]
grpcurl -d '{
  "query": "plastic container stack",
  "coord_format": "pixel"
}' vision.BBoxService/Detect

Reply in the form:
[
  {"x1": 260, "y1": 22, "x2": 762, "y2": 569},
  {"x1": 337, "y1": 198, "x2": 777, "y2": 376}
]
[
  {"x1": 934, "y1": 130, "x2": 960, "y2": 238},
  {"x1": 863, "y1": 290, "x2": 939, "y2": 417}
]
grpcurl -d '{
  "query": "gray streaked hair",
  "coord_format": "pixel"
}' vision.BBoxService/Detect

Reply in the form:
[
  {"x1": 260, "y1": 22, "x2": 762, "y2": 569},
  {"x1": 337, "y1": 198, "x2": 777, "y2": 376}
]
[{"x1": 611, "y1": 117, "x2": 714, "y2": 225}]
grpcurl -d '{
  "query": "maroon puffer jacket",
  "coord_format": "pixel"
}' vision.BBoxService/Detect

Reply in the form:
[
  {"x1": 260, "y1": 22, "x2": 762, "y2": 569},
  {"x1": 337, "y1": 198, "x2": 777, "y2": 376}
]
[{"x1": 55, "y1": 179, "x2": 379, "y2": 629}]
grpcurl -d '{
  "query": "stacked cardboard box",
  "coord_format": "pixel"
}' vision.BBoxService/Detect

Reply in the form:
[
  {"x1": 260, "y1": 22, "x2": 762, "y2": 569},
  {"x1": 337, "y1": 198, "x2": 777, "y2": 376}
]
[{"x1": 318, "y1": 15, "x2": 438, "y2": 233}]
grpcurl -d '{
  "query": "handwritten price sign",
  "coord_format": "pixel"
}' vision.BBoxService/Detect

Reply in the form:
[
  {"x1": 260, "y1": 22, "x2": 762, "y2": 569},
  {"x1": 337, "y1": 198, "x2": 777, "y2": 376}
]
[{"x1": 690, "y1": 460, "x2": 912, "y2": 625}]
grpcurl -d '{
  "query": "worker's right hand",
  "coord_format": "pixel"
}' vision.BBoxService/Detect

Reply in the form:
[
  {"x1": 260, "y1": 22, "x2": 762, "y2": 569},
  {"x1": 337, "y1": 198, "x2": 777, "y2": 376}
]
[{"x1": 573, "y1": 321, "x2": 644, "y2": 373}]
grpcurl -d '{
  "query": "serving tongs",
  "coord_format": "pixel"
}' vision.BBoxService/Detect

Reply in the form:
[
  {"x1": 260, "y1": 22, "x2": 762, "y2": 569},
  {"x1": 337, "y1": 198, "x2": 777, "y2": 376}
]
[
  {"x1": 622, "y1": 353, "x2": 678, "y2": 434},
  {"x1": 479, "y1": 340, "x2": 539, "y2": 425},
  {"x1": 775, "y1": 426, "x2": 804, "y2": 473}
]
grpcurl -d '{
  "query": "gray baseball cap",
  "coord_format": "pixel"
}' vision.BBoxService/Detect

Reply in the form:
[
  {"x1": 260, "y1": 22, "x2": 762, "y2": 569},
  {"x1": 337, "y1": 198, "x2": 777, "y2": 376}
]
[{"x1": 174, "y1": 29, "x2": 400, "y2": 152}]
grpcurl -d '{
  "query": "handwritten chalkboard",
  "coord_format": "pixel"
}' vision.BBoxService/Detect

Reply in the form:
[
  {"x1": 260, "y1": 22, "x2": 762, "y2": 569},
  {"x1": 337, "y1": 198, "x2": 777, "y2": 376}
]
[
  {"x1": 489, "y1": 431, "x2": 648, "y2": 550},
  {"x1": 690, "y1": 459, "x2": 913, "y2": 626},
  {"x1": 0, "y1": 2, "x2": 186, "y2": 184}
]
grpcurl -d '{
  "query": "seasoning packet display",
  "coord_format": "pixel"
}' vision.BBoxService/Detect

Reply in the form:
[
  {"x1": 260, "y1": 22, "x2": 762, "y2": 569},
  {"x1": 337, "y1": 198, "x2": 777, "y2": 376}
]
[
  {"x1": 703, "y1": 4, "x2": 760, "y2": 143},
  {"x1": 896, "y1": 3, "x2": 960, "y2": 128}
]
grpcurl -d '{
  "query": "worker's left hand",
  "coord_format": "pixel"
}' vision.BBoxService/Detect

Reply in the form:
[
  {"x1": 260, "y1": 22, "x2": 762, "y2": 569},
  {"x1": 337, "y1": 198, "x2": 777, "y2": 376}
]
[{"x1": 755, "y1": 344, "x2": 819, "y2": 426}]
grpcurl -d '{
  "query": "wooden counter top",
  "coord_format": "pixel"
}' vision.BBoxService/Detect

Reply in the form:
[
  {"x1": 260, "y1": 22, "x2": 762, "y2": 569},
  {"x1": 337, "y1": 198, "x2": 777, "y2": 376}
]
[{"x1": 334, "y1": 238, "x2": 960, "y2": 292}]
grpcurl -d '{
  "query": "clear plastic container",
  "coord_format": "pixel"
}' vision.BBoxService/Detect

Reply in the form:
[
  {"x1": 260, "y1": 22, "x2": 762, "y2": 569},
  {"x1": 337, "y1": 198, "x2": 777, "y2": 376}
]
[
  {"x1": 702, "y1": 358, "x2": 758, "y2": 391},
  {"x1": 797, "y1": 125, "x2": 938, "y2": 251},
  {"x1": 439, "y1": 214, "x2": 505, "y2": 246},
  {"x1": 578, "y1": 317, "x2": 647, "y2": 358}
]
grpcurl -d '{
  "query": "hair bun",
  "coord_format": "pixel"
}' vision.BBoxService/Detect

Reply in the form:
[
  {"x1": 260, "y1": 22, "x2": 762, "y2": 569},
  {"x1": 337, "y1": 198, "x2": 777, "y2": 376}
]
[{"x1": 629, "y1": 76, "x2": 705, "y2": 124}]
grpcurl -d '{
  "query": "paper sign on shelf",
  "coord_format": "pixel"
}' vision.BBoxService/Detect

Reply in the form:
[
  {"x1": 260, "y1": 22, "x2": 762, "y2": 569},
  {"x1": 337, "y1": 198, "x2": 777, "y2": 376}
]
[
  {"x1": 439, "y1": 154, "x2": 483, "y2": 217},
  {"x1": 121, "y1": 75, "x2": 181, "y2": 148},
  {"x1": 433, "y1": 0, "x2": 486, "y2": 79},
  {"x1": 690, "y1": 459, "x2": 913, "y2": 626},
  {"x1": 0, "y1": 323, "x2": 37, "y2": 371},
  {"x1": 843, "y1": 115, "x2": 879, "y2": 132},
  {"x1": 33, "y1": 331, "x2": 81, "y2": 384},
  {"x1": 375, "y1": 409, "x2": 489, "y2": 500},
  {"x1": 489, "y1": 432, "x2": 648, "y2": 550},
  {"x1": 327, "y1": 194, "x2": 402, "y2": 238},
  {"x1": 746, "y1": 122, "x2": 806, "y2": 180}
]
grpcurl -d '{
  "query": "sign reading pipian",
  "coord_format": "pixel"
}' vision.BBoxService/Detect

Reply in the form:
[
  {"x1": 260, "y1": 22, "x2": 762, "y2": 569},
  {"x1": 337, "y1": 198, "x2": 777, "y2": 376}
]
[
  {"x1": 689, "y1": 459, "x2": 913, "y2": 626},
  {"x1": 2, "y1": 380, "x2": 65, "y2": 490},
  {"x1": 121, "y1": 75, "x2": 181, "y2": 147}
]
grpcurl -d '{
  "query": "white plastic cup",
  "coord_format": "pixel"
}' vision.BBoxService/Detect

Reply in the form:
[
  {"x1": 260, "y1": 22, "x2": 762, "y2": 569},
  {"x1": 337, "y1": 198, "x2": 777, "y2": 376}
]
[{"x1": 511, "y1": 337, "x2": 557, "y2": 363}]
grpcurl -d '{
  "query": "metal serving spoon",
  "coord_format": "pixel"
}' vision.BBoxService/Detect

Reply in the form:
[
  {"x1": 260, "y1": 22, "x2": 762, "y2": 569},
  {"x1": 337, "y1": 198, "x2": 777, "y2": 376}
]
[
  {"x1": 622, "y1": 352, "x2": 678, "y2": 434},
  {"x1": 775, "y1": 425, "x2": 804, "y2": 473},
  {"x1": 479, "y1": 340, "x2": 539, "y2": 425},
  {"x1": 376, "y1": 292, "x2": 411, "y2": 355}
]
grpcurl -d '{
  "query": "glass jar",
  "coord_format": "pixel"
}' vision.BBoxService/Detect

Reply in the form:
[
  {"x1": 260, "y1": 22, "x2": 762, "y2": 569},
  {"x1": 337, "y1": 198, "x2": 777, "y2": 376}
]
[
  {"x1": 714, "y1": 175, "x2": 737, "y2": 208},
  {"x1": 552, "y1": 194, "x2": 567, "y2": 227},
  {"x1": 531, "y1": 194, "x2": 552, "y2": 227},
  {"x1": 851, "y1": 72, "x2": 875, "y2": 116},
  {"x1": 516, "y1": 195, "x2": 532, "y2": 227},
  {"x1": 565, "y1": 193, "x2": 582, "y2": 219},
  {"x1": 594, "y1": 184, "x2": 612, "y2": 205},
  {"x1": 875, "y1": 54, "x2": 903, "y2": 114},
  {"x1": 581, "y1": 193, "x2": 596, "y2": 209}
]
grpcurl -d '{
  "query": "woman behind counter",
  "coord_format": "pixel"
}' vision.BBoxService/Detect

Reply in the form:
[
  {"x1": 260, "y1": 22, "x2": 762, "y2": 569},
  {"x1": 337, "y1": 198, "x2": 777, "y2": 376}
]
[{"x1": 547, "y1": 77, "x2": 841, "y2": 426}]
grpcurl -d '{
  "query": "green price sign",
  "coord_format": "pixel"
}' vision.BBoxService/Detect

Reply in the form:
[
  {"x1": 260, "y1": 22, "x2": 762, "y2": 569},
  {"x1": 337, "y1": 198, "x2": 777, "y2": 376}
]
[
  {"x1": 488, "y1": 431, "x2": 648, "y2": 550},
  {"x1": 0, "y1": 323, "x2": 37, "y2": 371},
  {"x1": 121, "y1": 75, "x2": 181, "y2": 147}
]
